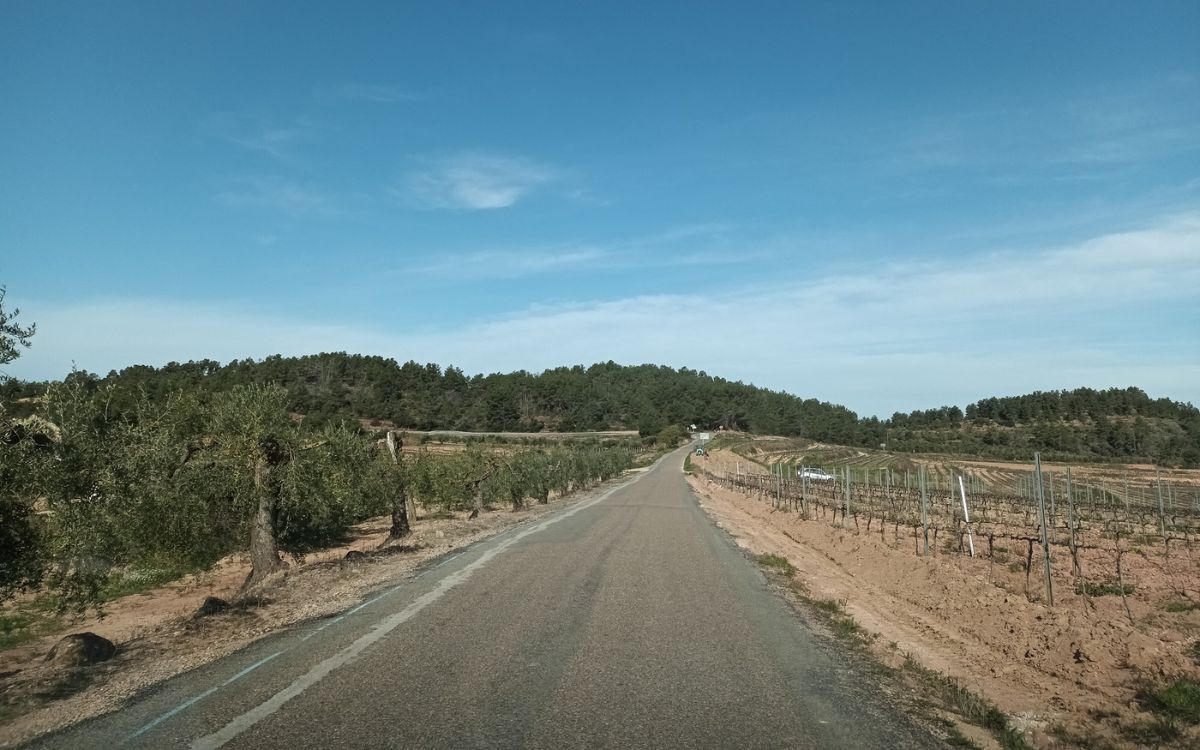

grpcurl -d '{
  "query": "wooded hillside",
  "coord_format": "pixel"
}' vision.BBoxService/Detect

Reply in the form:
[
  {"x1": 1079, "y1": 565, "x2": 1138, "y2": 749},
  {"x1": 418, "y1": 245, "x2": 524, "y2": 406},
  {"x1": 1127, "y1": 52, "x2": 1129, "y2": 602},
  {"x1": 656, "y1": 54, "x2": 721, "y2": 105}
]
[{"x1": 4, "y1": 357, "x2": 1197, "y2": 467}]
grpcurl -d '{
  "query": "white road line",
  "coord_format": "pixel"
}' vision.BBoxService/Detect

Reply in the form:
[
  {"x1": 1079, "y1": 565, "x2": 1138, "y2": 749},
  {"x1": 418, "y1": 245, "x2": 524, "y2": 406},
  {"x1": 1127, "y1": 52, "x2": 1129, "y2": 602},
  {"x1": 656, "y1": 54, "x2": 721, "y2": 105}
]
[
  {"x1": 129, "y1": 652, "x2": 283, "y2": 740},
  {"x1": 189, "y1": 471, "x2": 645, "y2": 750}
]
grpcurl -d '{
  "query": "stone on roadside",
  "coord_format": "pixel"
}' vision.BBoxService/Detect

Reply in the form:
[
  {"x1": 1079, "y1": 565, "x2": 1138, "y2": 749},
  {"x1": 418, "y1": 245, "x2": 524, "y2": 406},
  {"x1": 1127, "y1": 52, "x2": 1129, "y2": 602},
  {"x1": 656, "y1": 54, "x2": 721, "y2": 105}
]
[
  {"x1": 44, "y1": 632, "x2": 116, "y2": 668},
  {"x1": 194, "y1": 596, "x2": 230, "y2": 617}
]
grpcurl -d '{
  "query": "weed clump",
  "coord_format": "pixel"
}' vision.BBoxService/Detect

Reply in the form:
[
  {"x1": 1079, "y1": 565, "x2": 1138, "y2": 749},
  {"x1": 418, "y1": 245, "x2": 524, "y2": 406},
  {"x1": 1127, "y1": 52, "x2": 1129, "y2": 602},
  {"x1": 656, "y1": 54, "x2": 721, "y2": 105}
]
[
  {"x1": 1138, "y1": 679, "x2": 1200, "y2": 725},
  {"x1": 756, "y1": 553, "x2": 795, "y2": 577},
  {"x1": 901, "y1": 655, "x2": 1032, "y2": 750},
  {"x1": 1076, "y1": 581, "x2": 1135, "y2": 597},
  {"x1": 1164, "y1": 600, "x2": 1200, "y2": 613}
]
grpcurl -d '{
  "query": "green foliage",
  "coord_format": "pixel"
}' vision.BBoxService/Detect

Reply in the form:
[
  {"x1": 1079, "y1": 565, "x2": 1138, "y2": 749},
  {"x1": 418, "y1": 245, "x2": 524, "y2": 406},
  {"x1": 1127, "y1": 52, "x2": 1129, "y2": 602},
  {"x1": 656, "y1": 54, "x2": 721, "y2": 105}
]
[
  {"x1": 756, "y1": 553, "x2": 794, "y2": 576},
  {"x1": 0, "y1": 607, "x2": 58, "y2": 650},
  {"x1": 0, "y1": 286, "x2": 36, "y2": 370},
  {"x1": 1164, "y1": 600, "x2": 1200, "y2": 613},
  {"x1": 274, "y1": 421, "x2": 393, "y2": 553},
  {"x1": 900, "y1": 656, "x2": 1032, "y2": 750},
  {"x1": 1120, "y1": 716, "x2": 1181, "y2": 744},
  {"x1": 0, "y1": 428, "x2": 46, "y2": 599},
  {"x1": 18, "y1": 356, "x2": 866, "y2": 444},
  {"x1": 15, "y1": 356, "x2": 1197, "y2": 464},
  {"x1": 1076, "y1": 581, "x2": 1135, "y2": 597},
  {"x1": 893, "y1": 386, "x2": 1200, "y2": 467},
  {"x1": 3, "y1": 377, "x2": 638, "y2": 613},
  {"x1": 1138, "y1": 679, "x2": 1200, "y2": 724},
  {"x1": 657, "y1": 424, "x2": 685, "y2": 447}
]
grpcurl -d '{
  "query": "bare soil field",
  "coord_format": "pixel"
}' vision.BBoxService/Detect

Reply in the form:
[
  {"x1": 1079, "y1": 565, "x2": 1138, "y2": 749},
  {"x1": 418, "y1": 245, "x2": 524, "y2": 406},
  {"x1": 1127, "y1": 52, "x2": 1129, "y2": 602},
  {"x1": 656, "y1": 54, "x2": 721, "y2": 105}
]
[
  {"x1": 0, "y1": 479, "x2": 633, "y2": 747},
  {"x1": 689, "y1": 447, "x2": 1200, "y2": 748}
]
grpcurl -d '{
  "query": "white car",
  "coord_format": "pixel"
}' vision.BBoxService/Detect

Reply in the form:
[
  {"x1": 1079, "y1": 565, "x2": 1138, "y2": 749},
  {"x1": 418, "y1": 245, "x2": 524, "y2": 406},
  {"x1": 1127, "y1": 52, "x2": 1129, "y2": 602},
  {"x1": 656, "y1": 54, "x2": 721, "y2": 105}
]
[{"x1": 797, "y1": 467, "x2": 835, "y2": 482}]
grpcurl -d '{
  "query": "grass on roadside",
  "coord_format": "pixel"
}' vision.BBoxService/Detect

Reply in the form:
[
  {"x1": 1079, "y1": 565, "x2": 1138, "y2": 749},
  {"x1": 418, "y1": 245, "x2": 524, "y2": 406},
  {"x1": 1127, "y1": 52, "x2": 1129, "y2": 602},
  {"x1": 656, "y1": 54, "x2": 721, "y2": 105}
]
[
  {"x1": 0, "y1": 609, "x2": 60, "y2": 651},
  {"x1": 1049, "y1": 678, "x2": 1200, "y2": 747},
  {"x1": 900, "y1": 655, "x2": 1031, "y2": 750},
  {"x1": 2, "y1": 562, "x2": 202, "y2": 653},
  {"x1": 100, "y1": 564, "x2": 200, "y2": 601},
  {"x1": 755, "y1": 553, "x2": 794, "y2": 576}
]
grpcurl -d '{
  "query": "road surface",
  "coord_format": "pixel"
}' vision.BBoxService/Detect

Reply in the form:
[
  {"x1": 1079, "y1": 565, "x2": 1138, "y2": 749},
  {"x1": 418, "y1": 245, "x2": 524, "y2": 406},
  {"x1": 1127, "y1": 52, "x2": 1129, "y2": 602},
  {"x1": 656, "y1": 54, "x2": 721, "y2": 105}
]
[{"x1": 29, "y1": 448, "x2": 938, "y2": 749}]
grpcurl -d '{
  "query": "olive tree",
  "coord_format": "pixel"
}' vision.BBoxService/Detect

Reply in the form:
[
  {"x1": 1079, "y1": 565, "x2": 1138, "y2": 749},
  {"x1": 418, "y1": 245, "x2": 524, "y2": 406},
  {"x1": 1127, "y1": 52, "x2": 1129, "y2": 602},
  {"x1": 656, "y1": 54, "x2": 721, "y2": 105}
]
[
  {"x1": 0, "y1": 286, "x2": 35, "y2": 374},
  {"x1": 0, "y1": 285, "x2": 41, "y2": 601}
]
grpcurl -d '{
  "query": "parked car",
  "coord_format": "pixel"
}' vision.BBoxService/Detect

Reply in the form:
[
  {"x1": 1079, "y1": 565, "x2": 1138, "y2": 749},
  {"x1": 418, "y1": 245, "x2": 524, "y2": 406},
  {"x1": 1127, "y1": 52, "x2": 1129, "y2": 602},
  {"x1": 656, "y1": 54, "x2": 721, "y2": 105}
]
[{"x1": 797, "y1": 467, "x2": 835, "y2": 482}]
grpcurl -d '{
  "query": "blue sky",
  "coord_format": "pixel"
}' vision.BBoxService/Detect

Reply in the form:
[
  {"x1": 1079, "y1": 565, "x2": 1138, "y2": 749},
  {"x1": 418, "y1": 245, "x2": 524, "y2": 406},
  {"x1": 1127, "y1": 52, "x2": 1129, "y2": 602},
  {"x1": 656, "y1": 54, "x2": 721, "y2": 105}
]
[{"x1": 2, "y1": 1, "x2": 1198, "y2": 416}]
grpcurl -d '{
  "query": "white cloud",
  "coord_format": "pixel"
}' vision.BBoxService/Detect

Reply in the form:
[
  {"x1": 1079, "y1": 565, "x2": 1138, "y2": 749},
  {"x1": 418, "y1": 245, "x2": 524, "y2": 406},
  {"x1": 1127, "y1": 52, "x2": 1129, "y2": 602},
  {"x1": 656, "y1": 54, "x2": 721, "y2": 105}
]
[
  {"x1": 400, "y1": 153, "x2": 559, "y2": 210},
  {"x1": 9, "y1": 214, "x2": 1200, "y2": 416}
]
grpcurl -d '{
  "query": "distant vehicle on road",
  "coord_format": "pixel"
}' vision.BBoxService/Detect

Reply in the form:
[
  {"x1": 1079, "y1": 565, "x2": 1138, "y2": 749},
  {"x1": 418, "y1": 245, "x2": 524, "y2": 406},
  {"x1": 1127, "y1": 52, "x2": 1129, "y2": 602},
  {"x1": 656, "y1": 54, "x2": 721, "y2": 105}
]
[{"x1": 798, "y1": 467, "x2": 835, "y2": 482}]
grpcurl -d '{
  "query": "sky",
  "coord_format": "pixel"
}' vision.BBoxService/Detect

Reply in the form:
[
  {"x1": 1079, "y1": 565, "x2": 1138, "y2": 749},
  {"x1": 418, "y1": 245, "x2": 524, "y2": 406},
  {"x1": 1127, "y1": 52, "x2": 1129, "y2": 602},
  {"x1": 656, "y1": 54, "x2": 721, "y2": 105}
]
[{"x1": 1, "y1": 1, "x2": 1198, "y2": 417}]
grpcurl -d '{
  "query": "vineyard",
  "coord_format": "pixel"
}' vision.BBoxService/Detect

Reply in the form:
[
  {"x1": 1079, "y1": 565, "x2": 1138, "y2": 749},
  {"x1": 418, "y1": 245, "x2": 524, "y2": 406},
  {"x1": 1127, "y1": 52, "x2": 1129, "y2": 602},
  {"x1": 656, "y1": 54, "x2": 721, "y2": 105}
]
[{"x1": 700, "y1": 436, "x2": 1200, "y2": 609}]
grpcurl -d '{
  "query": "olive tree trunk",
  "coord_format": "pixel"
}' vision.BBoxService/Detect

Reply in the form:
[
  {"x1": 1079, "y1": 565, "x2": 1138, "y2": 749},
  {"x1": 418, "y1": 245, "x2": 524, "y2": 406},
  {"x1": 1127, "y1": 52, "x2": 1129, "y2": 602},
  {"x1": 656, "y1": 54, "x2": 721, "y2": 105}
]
[
  {"x1": 385, "y1": 431, "x2": 411, "y2": 541},
  {"x1": 245, "y1": 445, "x2": 285, "y2": 589}
]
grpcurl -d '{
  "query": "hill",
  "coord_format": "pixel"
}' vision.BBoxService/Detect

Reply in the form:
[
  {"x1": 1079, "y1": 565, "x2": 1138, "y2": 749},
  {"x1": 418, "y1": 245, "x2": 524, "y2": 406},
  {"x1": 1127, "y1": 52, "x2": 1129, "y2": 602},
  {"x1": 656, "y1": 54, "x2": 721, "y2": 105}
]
[
  {"x1": 0, "y1": 354, "x2": 861, "y2": 442},
  {"x1": 884, "y1": 387, "x2": 1200, "y2": 466},
  {"x1": 3, "y1": 357, "x2": 1197, "y2": 466}
]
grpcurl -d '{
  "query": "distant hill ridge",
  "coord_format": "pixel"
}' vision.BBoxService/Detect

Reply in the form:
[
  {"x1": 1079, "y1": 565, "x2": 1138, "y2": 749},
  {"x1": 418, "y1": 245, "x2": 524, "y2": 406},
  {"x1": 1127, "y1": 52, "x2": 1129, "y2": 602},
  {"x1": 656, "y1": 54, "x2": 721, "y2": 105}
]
[{"x1": 3, "y1": 355, "x2": 1196, "y2": 466}]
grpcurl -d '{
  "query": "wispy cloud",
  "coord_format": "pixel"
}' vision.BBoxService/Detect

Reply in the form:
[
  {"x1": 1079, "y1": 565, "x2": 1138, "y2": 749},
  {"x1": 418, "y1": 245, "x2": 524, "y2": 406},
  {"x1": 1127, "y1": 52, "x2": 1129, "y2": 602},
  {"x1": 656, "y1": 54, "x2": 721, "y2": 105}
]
[
  {"x1": 404, "y1": 223, "x2": 746, "y2": 280},
  {"x1": 1060, "y1": 74, "x2": 1200, "y2": 166},
  {"x1": 216, "y1": 176, "x2": 338, "y2": 217},
  {"x1": 411, "y1": 247, "x2": 607, "y2": 279},
  {"x1": 399, "y1": 153, "x2": 559, "y2": 210},
  {"x1": 876, "y1": 75, "x2": 1200, "y2": 183},
  {"x1": 316, "y1": 82, "x2": 420, "y2": 104},
  {"x1": 203, "y1": 113, "x2": 316, "y2": 160}
]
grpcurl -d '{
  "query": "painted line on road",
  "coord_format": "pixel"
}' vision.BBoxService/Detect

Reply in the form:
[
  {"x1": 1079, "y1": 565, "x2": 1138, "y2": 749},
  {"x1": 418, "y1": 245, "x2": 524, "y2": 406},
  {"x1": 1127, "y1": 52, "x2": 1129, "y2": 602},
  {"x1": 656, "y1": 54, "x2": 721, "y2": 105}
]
[
  {"x1": 188, "y1": 473, "x2": 642, "y2": 750},
  {"x1": 127, "y1": 539, "x2": 495, "y2": 738},
  {"x1": 128, "y1": 651, "x2": 283, "y2": 740}
]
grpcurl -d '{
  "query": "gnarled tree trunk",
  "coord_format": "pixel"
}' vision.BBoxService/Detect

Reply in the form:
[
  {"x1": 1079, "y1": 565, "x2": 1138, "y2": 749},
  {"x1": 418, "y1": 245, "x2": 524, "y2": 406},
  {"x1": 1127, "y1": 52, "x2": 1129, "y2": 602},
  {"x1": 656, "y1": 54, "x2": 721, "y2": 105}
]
[
  {"x1": 245, "y1": 440, "x2": 286, "y2": 590},
  {"x1": 385, "y1": 431, "x2": 411, "y2": 541},
  {"x1": 468, "y1": 480, "x2": 484, "y2": 519}
]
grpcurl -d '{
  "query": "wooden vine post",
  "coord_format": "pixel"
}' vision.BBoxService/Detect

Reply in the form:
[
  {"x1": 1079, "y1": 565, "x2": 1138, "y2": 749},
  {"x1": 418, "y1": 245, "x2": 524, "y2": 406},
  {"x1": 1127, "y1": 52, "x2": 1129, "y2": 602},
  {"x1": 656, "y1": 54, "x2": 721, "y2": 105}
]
[
  {"x1": 919, "y1": 465, "x2": 929, "y2": 556},
  {"x1": 958, "y1": 475, "x2": 975, "y2": 557},
  {"x1": 1047, "y1": 472, "x2": 1056, "y2": 542},
  {"x1": 1064, "y1": 467, "x2": 1083, "y2": 586},
  {"x1": 843, "y1": 464, "x2": 852, "y2": 524},
  {"x1": 1156, "y1": 468, "x2": 1167, "y2": 542},
  {"x1": 1034, "y1": 453, "x2": 1054, "y2": 606}
]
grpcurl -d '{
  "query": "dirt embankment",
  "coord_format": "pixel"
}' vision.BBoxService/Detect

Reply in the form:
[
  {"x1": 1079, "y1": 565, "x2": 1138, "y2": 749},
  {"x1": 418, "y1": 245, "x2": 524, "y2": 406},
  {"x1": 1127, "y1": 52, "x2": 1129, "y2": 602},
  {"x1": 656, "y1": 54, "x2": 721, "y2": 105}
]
[
  {"x1": 688, "y1": 448, "x2": 1200, "y2": 749},
  {"x1": 0, "y1": 479, "x2": 632, "y2": 747}
]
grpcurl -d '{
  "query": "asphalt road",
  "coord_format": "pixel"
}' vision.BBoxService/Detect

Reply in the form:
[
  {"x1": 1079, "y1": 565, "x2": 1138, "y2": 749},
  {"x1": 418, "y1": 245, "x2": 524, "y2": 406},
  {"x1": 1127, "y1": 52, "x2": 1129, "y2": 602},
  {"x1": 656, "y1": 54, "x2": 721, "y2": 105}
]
[{"x1": 30, "y1": 448, "x2": 939, "y2": 749}]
